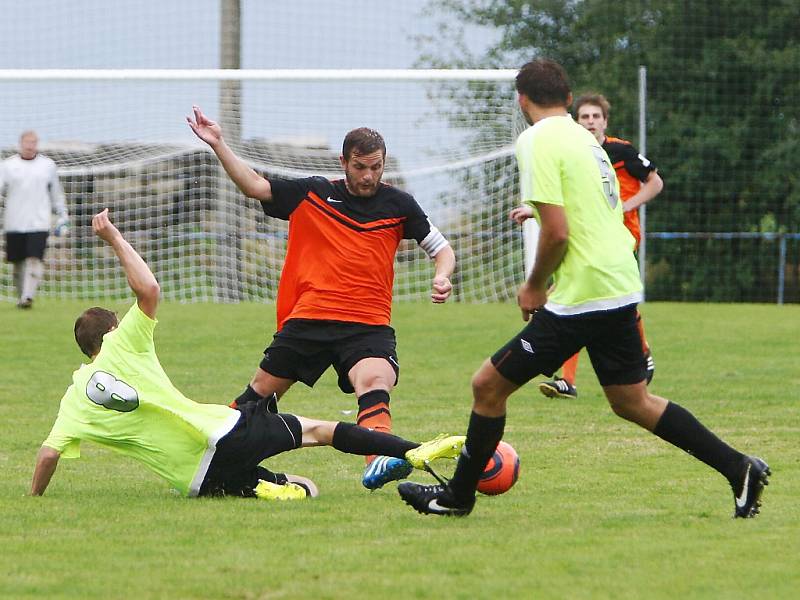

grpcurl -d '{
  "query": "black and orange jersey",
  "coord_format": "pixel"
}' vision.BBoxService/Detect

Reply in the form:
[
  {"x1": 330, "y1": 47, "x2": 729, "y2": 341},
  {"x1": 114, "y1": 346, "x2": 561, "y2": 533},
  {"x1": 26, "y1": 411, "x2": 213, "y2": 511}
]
[
  {"x1": 603, "y1": 136, "x2": 658, "y2": 246},
  {"x1": 263, "y1": 176, "x2": 440, "y2": 330}
]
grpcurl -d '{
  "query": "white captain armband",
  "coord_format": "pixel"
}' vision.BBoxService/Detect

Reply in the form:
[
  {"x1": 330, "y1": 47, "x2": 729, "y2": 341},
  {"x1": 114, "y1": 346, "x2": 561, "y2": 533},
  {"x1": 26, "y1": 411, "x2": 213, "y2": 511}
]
[{"x1": 419, "y1": 223, "x2": 449, "y2": 258}]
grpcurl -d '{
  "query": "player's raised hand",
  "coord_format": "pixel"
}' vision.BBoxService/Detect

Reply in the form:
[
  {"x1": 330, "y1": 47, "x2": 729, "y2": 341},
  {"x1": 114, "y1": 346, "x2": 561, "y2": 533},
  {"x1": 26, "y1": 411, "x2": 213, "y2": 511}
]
[
  {"x1": 187, "y1": 105, "x2": 223, "y2": 147},
  {"x1": 92, "y1": 208, "x2": 121, "y2": 244},
  {"x1": 431, "y1": 275, "x2": 453, "y2": 303},
  {"x1": 509, "y1": 204, "x2": 534, "y2": 224}
]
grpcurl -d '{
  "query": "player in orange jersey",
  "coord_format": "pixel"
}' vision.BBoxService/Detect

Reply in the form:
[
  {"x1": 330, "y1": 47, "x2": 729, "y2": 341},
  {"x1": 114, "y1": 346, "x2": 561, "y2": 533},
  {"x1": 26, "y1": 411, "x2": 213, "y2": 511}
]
[
  {"x1": 538, "y1": 93, "x2": 663, "y2": 399},
  {"x1": 188, "y1": 107, "x2": 456, "y2": 490}
]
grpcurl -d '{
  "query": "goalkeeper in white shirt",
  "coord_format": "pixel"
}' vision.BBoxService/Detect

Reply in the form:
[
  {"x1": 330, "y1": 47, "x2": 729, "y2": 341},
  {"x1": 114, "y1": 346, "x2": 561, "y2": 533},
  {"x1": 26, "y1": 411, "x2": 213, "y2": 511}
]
[{"x1": 1, "y1": 130, "x2": 68, "y2": 308}]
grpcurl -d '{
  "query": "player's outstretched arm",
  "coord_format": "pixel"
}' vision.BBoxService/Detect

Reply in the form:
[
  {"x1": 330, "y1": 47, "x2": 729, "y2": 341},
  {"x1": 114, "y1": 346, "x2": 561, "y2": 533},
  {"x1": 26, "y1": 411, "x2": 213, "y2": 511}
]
[
  {"x1": 186, "y1": 105, "x2": 272, "y2": 202},
  {"x1": 30, "y1": 446, "x2": 61, "y2": 496},
  {"x1": 92, "y1": 209, "x2": 160, "y2": 319}
]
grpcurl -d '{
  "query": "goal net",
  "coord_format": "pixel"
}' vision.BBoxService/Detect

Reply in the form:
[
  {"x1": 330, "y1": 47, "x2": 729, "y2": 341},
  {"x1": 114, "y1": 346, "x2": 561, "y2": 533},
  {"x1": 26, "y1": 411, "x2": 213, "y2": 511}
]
[{"x1": 0, "y1": 69, "x2": 526, "y2": 304}]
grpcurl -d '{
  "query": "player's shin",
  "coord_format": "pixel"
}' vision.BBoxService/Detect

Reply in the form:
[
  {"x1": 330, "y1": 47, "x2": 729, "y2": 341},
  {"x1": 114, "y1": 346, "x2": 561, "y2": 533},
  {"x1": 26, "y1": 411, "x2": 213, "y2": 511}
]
[
  {"x1": 21, "y1": 257, "x2": 44, "y2": 301},
  {"x1": 332, "y1": 422, "x2": 416, "y2": 457},
  {"x1": 653, "y1": 401, "x2": 745, "y2": 482},
  {"x1": 448, "y1": 411, "x2": 506, "y2": 503},
  {"x1": 562, "y1": 353, "x2": 579, "y2": 386},
  {"x1": 230, "y1": 384, "x2": 261, "y2": 409},
  {"x1": 230, "y1": 386, "x2": 278, "y2": 413},
  {"x1": 12, "y1": 262, "x2": 23, "y2": 299},
  {"x1": 356, "y1": 389, "x2": 392, "y2": 463}
]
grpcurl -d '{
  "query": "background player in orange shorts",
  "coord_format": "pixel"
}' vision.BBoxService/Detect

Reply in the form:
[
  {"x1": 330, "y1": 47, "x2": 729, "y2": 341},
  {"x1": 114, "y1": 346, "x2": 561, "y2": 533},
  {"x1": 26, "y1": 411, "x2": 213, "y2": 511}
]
[{"x1": 539, "y1": 93, "x2": 663, "y2": 399}]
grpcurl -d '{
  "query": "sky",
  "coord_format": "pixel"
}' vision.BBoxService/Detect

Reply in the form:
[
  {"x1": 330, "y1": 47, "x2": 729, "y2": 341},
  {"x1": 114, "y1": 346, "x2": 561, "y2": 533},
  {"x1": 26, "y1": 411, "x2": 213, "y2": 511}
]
[
  {"x1": 0, "y1": 0, "x2": 505, "y2": 170},
  {"x1": 1, "y1": 1, "x2": 447, "y2": 70}
]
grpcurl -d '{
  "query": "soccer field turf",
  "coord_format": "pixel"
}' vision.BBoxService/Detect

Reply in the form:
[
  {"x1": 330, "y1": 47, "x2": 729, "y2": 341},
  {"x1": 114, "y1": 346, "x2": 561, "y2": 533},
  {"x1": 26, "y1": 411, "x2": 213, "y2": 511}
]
[{"x1": 1, "y1": 300, "x2": 798, "y2": 598}]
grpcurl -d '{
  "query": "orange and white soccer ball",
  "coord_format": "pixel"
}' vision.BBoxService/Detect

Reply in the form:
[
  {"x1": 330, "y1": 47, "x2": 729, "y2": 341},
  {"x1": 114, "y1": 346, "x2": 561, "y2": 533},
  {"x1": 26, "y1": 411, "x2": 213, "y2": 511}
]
[{"x1": 477, "y1": 441, "x2": 520, "y2": 495}]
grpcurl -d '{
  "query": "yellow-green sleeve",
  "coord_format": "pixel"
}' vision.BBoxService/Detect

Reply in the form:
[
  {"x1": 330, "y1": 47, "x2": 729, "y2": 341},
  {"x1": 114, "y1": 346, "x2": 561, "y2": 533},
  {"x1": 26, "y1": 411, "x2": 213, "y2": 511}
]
[
  {"x1": 43, "y1": 413, "x2": 81, "y2": 458},
  {"x1": 517, "y1": 129, "x2": 564, "y2": 208}
]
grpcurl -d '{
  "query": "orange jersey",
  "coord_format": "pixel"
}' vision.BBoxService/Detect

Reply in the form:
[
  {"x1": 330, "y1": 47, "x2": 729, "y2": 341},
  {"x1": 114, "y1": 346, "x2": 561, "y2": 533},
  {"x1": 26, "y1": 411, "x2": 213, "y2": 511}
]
[
  {"x1": 602, "y1": 136, "x2": 658, "y2": 248},
  {"x1": 263, "y1": 177, "x2": 436, "y2": 331}
]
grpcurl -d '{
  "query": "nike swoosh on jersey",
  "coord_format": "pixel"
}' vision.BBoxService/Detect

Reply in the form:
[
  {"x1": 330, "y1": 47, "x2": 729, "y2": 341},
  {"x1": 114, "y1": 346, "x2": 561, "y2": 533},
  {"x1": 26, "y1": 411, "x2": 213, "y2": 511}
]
[
  {"x1": 326, "y1": 196, "x2": 343, "y2": 203},
  {"x1": 735, "y1": 463, "x2": 751, "y2": 508}
]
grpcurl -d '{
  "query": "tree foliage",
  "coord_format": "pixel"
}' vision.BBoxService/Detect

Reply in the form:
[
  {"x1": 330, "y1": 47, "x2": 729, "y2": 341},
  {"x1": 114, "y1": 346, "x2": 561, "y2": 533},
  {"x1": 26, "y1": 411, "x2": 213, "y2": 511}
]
[{"x1": 419, "y1": 0, "x2": 800, "y2": 301}]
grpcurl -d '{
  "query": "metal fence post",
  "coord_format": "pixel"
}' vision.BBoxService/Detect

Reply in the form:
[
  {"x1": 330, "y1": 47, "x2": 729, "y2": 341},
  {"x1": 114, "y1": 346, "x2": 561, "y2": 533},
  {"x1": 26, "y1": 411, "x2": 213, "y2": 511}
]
[
  {"x1": 638, "y1": 65, "x2": 648, "y2": 297},
  {"x1": 778, "y1": 234, "x2": 786, "y2": 305}
]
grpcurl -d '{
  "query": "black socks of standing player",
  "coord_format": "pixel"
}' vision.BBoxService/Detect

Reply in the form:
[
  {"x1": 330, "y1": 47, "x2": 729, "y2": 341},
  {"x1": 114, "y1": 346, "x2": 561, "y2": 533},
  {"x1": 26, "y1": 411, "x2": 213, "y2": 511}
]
[
  {"x1": 332, "y1": 422, "x2": 417, "y2": 458},
  {"x1": 233, "y1": 385, "x2": 277, "y2": 413},
  {"x1": 653, "y1": 401, "x2": 746, "y2": 482},
  {"x1": 448, "y1": 411, "x2": 506, "y2": 504},
  {"x1": 234, "y1": 385, "x2": 260, "y2": 408}
]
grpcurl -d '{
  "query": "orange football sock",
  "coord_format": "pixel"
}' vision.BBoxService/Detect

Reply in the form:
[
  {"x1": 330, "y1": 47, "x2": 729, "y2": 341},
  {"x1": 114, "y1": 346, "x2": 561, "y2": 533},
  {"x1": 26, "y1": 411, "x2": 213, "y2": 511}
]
[
  {"x1": 356, "y1": 389, "x2": 392, "y2": 464},
  {"x1": 562, "y1": 353, "x2": 579, "y2": 386}
]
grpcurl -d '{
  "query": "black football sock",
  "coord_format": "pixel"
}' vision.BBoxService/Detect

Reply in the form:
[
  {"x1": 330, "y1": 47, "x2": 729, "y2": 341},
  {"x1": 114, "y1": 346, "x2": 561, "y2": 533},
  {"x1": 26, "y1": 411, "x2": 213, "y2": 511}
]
[
  {"x1": 448, "y1": 411, "x2": 506, "y2": 503},
  {"x1": 332, "y1": 422, "x2": 417, "y2": 458},
  {"x1": 233, "y1": 385, "x2": 262, "y2": 408},
  {"x1": 254, "y1": 466, "x2": 286, "y2": 486},
  {"x1": 653, "y1": 401, "x2": 745, "y2": 482}
]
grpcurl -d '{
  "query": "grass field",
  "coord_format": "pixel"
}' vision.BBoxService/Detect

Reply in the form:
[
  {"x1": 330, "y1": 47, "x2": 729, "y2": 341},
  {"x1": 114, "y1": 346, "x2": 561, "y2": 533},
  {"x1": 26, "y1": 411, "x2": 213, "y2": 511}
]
[{"x1": 1, "y1": 300, "x2": 798, "y2": 599}]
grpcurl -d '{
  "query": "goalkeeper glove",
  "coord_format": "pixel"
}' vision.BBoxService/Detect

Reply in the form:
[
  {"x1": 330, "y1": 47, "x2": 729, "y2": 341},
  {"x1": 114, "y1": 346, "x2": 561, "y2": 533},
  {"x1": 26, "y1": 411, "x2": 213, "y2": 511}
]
[{"x1": 53, "y1": 216, "x2": 70, "y2": 237}]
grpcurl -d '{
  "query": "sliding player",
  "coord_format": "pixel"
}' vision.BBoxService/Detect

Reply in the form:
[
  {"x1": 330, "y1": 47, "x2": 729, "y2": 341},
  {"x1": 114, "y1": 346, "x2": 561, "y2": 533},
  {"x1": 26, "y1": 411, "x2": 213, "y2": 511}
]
[{"x1": 31, "y1": 209, "x2": 464, "y2": 500}]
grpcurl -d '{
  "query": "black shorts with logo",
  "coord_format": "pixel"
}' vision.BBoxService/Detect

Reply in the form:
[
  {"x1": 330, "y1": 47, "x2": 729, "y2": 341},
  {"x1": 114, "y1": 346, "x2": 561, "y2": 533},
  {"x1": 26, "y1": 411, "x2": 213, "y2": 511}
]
[
  {"x1": 491, "y1": 305, "x2": 647, "y2": 387},
  {"x1": 259, "y1": 319, "x2": 400, "y2": 394},
  {"x1": 199, "y1": 397, "x2": 302, "y2": 497},
  {"x1": 5, "y1": 231, "x2": 48, "y2": 262}
]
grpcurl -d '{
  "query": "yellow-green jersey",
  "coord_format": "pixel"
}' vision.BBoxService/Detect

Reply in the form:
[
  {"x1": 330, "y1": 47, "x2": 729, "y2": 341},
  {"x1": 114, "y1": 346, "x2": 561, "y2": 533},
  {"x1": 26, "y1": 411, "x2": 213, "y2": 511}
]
[
  {"x1": 516, "y1": 115, "x2": 643, "y2": 314},
  {"x1": 42, "y1": 303, "x2": 240, "y2": 496}
]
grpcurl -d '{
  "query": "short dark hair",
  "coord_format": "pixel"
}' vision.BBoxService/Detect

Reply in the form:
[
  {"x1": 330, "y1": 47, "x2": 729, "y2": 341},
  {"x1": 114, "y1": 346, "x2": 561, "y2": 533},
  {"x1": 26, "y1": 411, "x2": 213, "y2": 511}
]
[
  {"x1": 515, "y1": 58, "x2": 571, "y2": 108},
  {"x1": 342, "y1": 128, "x2": 386, "y2": 160},
  {"x1": 574, "y1": 93, "x2": 611, "y2": 120},
  {"x1": 74, "y1": 307, "x2": 118, "y2": 358}
]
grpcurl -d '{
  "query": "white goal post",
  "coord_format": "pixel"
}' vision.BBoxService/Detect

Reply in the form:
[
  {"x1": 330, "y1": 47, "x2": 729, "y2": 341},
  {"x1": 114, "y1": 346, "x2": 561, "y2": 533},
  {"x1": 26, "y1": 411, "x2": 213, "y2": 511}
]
[{"x1": 0, "y1": 68, "x2": 535, "y2": 303}]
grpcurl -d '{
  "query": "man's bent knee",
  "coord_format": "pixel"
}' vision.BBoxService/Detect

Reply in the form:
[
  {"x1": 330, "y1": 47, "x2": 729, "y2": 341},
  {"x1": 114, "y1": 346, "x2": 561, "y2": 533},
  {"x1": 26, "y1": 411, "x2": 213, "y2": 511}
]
[
  {"x1": 349, "y1": 357, "x2": 396, "y2": 395},
  {"x1": 471, "y1": 360, "x2": 517, "y2": 415},
  {"x1": 604, "y1": 384, "x2": 665, "y2": 430}
]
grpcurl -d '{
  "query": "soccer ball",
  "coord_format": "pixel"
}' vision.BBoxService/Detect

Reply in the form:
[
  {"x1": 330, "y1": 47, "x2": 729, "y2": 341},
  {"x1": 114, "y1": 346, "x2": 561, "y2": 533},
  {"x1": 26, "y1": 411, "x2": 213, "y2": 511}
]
[{"x1": 477, "y1": 441, "x2": 520, "y2": 495}]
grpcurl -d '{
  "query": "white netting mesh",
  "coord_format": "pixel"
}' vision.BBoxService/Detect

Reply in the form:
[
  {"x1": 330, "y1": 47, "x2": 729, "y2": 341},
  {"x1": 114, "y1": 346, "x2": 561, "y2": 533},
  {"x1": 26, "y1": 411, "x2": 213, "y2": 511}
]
[{"x1": 0, "y1": 72, "x2": 523, "y2": 303}]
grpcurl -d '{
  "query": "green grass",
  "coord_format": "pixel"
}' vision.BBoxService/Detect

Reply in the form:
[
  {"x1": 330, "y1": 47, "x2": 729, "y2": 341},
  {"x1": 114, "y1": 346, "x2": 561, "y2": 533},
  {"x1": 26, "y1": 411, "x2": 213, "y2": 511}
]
[{"x1": 1, "y1": 300, "x2": 798, "y2": 599}]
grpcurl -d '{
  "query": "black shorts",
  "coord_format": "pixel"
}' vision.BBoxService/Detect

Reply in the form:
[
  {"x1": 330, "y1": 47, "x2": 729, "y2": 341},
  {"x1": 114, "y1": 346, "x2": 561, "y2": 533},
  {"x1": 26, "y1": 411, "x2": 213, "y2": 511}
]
[
  {"x1": 491, "y1": 305, "x2": 647, "y2": 387},
  {"x1": 5, "y1": 231, "x2": 48, "y2": 262},
  {"x1": 260, "y1": 319, "x2": 400, "y2": 394},
  {"x1": 199, "y1": 397, "x2": 302, "y2": 497}
]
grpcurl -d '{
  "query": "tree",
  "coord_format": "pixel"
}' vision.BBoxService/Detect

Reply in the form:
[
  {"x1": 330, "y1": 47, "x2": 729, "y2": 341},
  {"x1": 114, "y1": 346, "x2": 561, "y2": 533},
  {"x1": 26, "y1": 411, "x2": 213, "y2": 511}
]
[{"x1": 418, "y1": 0, "x2": 800, "y2": 301}]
